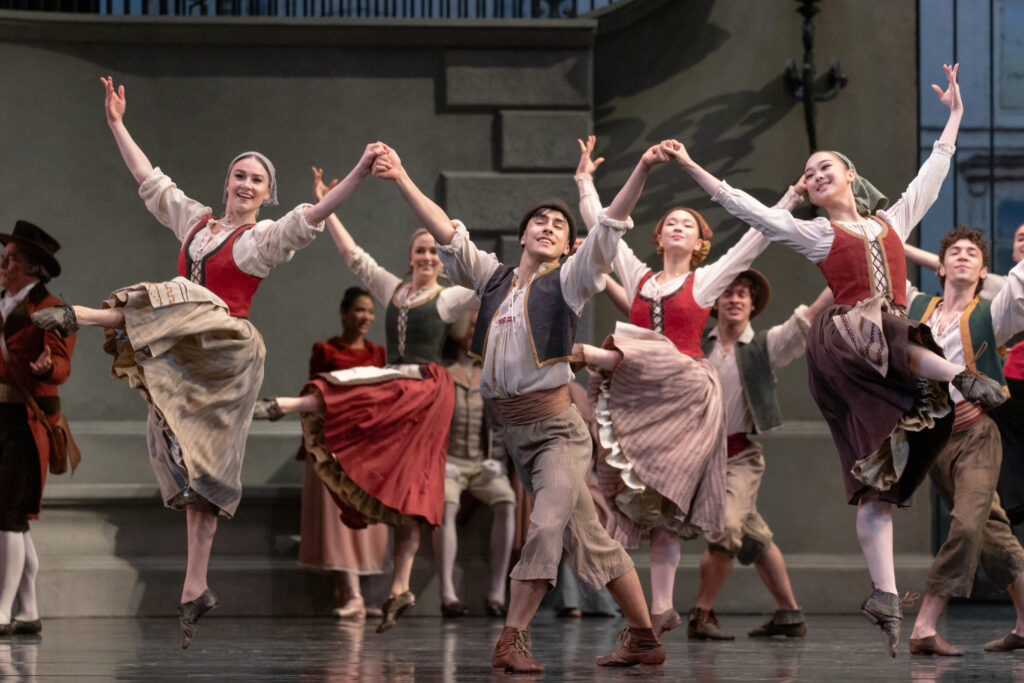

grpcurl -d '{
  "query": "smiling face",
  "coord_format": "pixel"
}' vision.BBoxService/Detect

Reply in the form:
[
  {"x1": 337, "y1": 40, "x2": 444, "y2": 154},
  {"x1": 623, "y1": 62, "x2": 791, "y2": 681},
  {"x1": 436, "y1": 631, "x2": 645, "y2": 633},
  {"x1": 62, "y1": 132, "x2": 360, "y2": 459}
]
[
  {"x1": 224, "y1": 156, "x2": 271, "y2": 217},
  {"x1": 803, "y1": 151, "x2": 856, "y2": 209},
  {"x1": 939, "y1": 238, "x2": 988, "y2": 291},
  {"x1": 409, "y1": 232, "x2": 443, "y2": 284},
  {"x1": 655, "y1": 209, "x2": 703, "y2": 258},
  {"x1": 715, "y1": 280, "x2": 754, "y2": 326},
  {"x1": 340, "y1": 294, "x2": 375, "y2": 339},
  {"x1": 1014, "y1": 223, "x2": 1024, "y2": 264},
  {"x1": 520, "y1": 208, "x2": 571, "y2": 261}
]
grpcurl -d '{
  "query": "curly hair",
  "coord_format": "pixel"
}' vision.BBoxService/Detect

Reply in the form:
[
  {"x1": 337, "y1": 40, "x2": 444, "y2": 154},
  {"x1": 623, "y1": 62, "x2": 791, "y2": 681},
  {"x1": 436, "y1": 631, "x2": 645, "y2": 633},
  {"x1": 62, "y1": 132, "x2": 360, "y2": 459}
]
[{"x1": 937, "y1": 225, "x2": 990, "y2": 295}]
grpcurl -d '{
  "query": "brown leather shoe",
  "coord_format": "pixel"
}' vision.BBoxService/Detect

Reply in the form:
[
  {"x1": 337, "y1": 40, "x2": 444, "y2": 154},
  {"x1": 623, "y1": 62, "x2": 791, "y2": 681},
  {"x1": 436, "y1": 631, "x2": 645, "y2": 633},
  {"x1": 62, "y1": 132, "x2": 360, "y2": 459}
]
[
  {"x1": 748, "y1": 609, "x2": 807, "y2": 638},
  {"x1": 597, "y1": 626, "x2": 665, "y2": 667},
  {"x1": 376, "y1": 590, "x2": 415, "y2": 633},
  {"x1": 687, "y1": 607, "x2": 734, "y2": 640},
  {"x1": 650, "y1": 609, "x2": 683, "y2": 639},
  {"x1": 909, "y1": 633, "x2": 964, "y2": 656},
  {"x1": 492, "y1": 626, "x2": 544, "y2": 673},
  {"x1": 984, "y1": 632, "x2": 1024, "y2": 652},
  {"x1": 860, "y1": 588, "x2": 901, "y2": 658}
]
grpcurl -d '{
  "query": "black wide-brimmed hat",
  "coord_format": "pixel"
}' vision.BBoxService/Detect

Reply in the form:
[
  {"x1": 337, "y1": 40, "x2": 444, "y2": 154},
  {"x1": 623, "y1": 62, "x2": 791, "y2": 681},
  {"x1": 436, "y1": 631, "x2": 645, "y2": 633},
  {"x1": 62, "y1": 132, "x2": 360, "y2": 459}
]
[
  {"x1": 710, "y1": 268, "x2": 771, "y2": 319},
  {"x1": 0, "y1": 220, "x2": 62, "y2": 277}
]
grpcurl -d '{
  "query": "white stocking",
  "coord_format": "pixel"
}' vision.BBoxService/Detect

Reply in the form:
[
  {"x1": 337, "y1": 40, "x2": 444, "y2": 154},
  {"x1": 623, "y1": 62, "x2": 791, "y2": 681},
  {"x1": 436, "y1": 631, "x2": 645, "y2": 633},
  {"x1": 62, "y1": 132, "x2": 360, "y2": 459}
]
[
  {"x1": 856, "y1": 500, "x2": 897, "y2": 594},
  {"x1": 14, "y1": 531, "x2": 38, "y2": 621},
  {"x1": 0, "y1": 531, "x2": 26, "y2": 623}
]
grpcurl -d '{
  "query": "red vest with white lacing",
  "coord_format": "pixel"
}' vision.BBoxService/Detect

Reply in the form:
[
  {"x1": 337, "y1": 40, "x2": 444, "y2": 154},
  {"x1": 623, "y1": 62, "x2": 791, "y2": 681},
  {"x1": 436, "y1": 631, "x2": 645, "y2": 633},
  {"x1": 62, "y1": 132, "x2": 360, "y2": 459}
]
[
  {"x1": 628, "y1": 271, "x2": 710, "y2": 358},
  {"x1": 817, "y1": 216, "x2": 907, "y2": 308},
  {"x1": 177, "y1": 217, "x2": 263, "y2": 318}
]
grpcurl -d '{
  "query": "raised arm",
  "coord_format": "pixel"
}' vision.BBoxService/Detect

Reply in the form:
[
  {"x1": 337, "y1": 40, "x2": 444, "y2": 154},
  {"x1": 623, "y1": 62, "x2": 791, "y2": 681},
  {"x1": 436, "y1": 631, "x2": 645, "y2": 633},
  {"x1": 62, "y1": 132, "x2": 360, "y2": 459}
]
[
  {"x1": 102, "y1": 77, "x2": 154, "y2": 185},
  {"x1": 602, "y1": 273, "x2": 632, "y2": 317},
  {"x1": 606, "y1": 145, "x2": 670, "y2": 221},
  {"x1": 934, "y1": 63, "x2": 963, "y2": 147},
  {"x1": 804, "y1": 286, "x2": 835, "y2": 322},
  {"x1": 575, "y1": 135, "x2": 604, "y2": 230},
  {"x1": 660, "y1": 139, "x2": 723, "y2": 198},
  {"x1": 311, "y1": 166, "x2": 357, "y2": 258},
  {"x1": 302, "y1": 144, "x2": 380, "y2": 227},
  {"x1": 373, "y1": 145, "x2": 457, "y2": 245},
  {"x1": 903, "y1": 243, "x2": 942, "y2": 272}
]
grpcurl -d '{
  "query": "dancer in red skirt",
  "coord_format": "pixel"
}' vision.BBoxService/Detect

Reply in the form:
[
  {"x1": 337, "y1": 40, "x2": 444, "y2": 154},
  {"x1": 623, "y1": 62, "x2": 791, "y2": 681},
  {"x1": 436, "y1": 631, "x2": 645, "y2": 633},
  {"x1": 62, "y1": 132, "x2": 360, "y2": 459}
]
[{"x1": 255, "y1": 167, "x2": 477, "y2": 633}]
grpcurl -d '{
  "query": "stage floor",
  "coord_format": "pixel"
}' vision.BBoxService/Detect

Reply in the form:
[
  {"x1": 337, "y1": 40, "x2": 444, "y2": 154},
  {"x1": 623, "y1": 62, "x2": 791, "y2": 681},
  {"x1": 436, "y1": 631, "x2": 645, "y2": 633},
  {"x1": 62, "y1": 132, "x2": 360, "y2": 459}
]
[{"x1": 3, "y1": 605, "x2": 1023, "y2": 681}]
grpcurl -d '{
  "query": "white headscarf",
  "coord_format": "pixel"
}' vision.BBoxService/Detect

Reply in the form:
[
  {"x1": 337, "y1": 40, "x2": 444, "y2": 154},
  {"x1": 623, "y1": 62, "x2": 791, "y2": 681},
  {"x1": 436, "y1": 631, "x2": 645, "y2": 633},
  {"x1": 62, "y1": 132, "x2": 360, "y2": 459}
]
[{"x1": 224, "y1": 151, "x2": 278, "y2": 206}]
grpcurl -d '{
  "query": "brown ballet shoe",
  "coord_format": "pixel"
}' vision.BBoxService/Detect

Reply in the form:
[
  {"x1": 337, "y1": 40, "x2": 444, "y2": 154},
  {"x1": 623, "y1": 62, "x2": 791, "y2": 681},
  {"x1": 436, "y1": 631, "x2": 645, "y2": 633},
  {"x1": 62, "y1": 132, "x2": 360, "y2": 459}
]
[
  {"x1": 376, "y1": 590, "x2": 415, "y2": 633},
  {"x1": 687, "y1": 607, "x2": 734, "y2": 640},
  {"x1": 179, "y1": 589, "x2": 219, "y2": 650},
  {"x1": 597, "y1": 626, "x2": 665, "y2": 667},
  {"x1": 909, "y1": 632, "x2": 963, "y2": 656},
  {"x1": 861, "y1": 588, "x2": 901, "y2": 657},
  {"x1": 952, "y1": 367, "x2": 1007, "y2": 409},
  {"x1": 252, "y1": 397, "x2": 284, "y2": 421},
  {"x1": 10, "y1": 619, "x2": 42, "y2": 635},
  {"x1": 492, "y1": 626, "x2": 544, "y2": 673},
  {"x1": 748, "y1": 609, "x2": 807, "y2": 638},
  {"x1": 984, "y1": 631, "x2": 1024, "y2": 652},
  {"x1": 31, "y1": 304, "x2": 78, "y2": 338},
  {"x1": 650, "y1": 609, "x2": 682, "y2": 639}
]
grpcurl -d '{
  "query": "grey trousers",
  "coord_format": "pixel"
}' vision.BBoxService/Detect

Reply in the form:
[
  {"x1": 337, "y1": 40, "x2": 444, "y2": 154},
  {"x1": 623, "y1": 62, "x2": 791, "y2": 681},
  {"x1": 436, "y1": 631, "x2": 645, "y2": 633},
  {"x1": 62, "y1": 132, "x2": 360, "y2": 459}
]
[{"x1": 504, "y1": 406, "x2": 634, "y2": 590}]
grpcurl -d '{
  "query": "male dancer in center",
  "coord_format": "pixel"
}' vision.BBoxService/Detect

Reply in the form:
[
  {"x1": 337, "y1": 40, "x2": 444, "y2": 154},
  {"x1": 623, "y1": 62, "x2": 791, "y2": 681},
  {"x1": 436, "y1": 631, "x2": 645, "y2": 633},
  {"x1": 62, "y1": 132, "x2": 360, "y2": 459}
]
[{"x1": 371, "y1": 142, "x2": 667, "y2": 673}]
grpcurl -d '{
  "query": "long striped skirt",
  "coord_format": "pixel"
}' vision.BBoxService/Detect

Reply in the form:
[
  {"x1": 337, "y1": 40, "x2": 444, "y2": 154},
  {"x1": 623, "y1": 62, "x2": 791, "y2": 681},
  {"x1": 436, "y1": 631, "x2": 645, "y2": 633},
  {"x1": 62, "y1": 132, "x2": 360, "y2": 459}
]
[{"x1": 594, "y1": 323, "x2": 726, "y2": 549}]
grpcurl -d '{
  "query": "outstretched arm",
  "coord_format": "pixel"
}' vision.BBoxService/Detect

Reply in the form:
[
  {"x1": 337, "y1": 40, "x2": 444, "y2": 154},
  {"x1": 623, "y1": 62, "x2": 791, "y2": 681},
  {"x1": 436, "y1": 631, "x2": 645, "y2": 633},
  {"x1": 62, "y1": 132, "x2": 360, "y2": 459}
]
[
  {"x1": 372, "y1": 145, "x2": 457, "y2": 245},
  {"x1": 660, "y1": 138, "x2": 723, "y2": 198},
  {"x1": 303, "y1": 144, "x2": 381, "y2": 227},
  {"x1": 804, "y1": 286, "x2": 834, "y2": 322},
  {"x1": 102, "y1": 77, "x2": 154, "y2": 185},
  {"x1": 311, "y1": 166, "x2": 357, "y2": 258},
  {"x1": 605, "y1": 145, "x2": 670, "y2": 221},
  {"x1": 903, "y1": 243, "x2": 941, "y2": 272},
  {"x1": 602, "y1": 273, "x2": 632, "y2": 317}
]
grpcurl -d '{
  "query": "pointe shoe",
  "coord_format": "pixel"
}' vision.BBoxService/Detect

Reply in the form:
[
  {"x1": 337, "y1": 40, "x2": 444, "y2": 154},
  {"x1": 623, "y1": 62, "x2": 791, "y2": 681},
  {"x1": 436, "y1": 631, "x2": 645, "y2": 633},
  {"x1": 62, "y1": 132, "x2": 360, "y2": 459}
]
[
  {"x1": 179, "y1": 589, "x2": 219, "y2": 650},
  {"x1": 650, "y1": 609, "x2": 682, "y2": 639},
  {"x1": 748, "y1": 609, "x2": 807, "y2": 638},
  {"x1": 860, "y1": 588, "x2": 901, "y2": 657},
  {"x1": 31, "y1": 304, "x2": 78, "y2": 338},
  {"x1": 11, "y1": 619, "x2": 42, "y2": 635},
  {"x1": 597, "y1": 626, "x2": 665, "y2": 667},
  {"x1": 687, "y1": 607, "x2": 734, "y2": 640},
  {"x1": 252, "y1": 397, "x2": 284, "y2": 421},
  {"x1": 492, "y1": 626, "x2": 544, "y2": 673},
  {"x1": 908, "y1": 632, "x2": 963, "y2": 656},
  {"x1": 332, "y1": 597, "x2": 366, "y2": 620},
  {"x1": 952, "y1": 367, "x2": 1007, "y2": 409},
  {"x1": 376, "y1": 590, "x2": 415, "y2": 633},
  {"x1": 984, "y1": 631, "x2": 1024, "y2": 652}
]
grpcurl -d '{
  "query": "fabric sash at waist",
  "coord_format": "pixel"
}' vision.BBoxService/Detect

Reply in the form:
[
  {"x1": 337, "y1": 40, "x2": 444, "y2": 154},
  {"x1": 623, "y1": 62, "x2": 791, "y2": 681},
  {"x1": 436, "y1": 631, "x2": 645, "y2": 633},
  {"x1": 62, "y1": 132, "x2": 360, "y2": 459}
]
[
  {"x1": 492, "y1": 385, "x2": 571, "y2": 426},
  {"x1": 727, "y1": 432, "x2": 752, "y2": 457},
  {"x1": 952, "y1": 400, "x2": 985, "y2": 431}
]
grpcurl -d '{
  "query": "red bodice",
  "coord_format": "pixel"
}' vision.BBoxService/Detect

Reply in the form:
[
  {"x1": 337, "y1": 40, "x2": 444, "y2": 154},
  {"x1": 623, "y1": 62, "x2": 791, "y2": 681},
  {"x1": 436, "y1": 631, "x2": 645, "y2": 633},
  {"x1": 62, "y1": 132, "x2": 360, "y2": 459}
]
[
  {"x1": 177, "y1": 217, "x2": 263, "y2": 318},
  {"x1": 628, "y1": 271, "x2": 710, "y2": 357},
  {"x1": 817, "y1": 217, "x2": 907, "y2": 308}
]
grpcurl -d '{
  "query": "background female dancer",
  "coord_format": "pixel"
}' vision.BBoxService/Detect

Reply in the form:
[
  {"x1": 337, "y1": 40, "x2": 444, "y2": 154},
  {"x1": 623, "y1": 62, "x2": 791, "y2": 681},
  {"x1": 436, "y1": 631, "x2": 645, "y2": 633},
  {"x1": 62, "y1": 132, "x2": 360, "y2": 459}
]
[
  {"x1": 573, "y1": 135, "x2": 800, "y2": 639},
  {"x1": 32, "y1": 78, "x2": 377, "y2": 648},
  {"x1": 658, "y1": 64, "x2": 1005, "y2": 656},
  {"x1": 257, "y1": 166, "x2": 477, "y2": 634},
  {"x1": 293, "y1": 286, "x2": 390, "y2": 620}
]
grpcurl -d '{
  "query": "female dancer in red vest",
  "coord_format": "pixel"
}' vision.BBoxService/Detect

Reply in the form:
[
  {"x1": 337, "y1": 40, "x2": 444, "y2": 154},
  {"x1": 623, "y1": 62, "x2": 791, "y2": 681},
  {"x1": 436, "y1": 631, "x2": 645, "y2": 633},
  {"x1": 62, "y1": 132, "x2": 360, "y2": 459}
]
[
  {"x1": 254, "y1": 166, "x2": 477, "y2": 633},
  {"x1": 32, "y1": 78, "x2": 380, "y2": 648},
  {"x1": 572, "y1": 136, "x2": 802, "y2": 638},
  {"x1": 657, "y1": 64, "x2": 1006, "y2": 655}
]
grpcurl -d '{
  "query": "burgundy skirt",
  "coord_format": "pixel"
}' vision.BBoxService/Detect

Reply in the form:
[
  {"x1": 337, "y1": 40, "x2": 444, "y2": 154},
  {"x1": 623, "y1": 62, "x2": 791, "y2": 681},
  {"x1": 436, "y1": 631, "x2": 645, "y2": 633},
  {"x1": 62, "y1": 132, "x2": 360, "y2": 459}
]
[
  {"x1": 301, "y1": 363, "x2": 455, "y2": 527},
  {"x1": 807, "y1": 305, "x2": 953, "y2": 506}
]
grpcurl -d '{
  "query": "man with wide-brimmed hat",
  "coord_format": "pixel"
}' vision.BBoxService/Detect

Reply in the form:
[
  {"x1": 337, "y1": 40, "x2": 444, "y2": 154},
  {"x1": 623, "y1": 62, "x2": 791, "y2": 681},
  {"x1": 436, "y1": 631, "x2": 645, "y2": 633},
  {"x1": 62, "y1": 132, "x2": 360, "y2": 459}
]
[
  {"x1": 0, "y1": 220, "x2": 75, "y2": 637},
  {"x1": 685, "y1": 271, "x2": 831, "y2": 642}
]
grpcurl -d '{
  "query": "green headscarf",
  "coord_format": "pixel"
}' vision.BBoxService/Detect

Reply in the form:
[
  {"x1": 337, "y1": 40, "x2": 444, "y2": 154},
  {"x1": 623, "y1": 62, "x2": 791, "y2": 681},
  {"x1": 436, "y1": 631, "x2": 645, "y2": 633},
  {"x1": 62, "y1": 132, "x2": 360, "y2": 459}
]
[{"x1": 829, "y1": 151, "x2": 888, "y2": 216}]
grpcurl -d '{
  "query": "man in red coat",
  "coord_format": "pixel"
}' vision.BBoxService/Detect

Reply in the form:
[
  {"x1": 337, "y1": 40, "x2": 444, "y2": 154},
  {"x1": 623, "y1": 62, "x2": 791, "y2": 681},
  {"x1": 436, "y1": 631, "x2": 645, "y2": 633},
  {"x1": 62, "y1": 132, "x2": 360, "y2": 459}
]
[{"x1": 0, "y1": 220, "x2": 74, "y2": 637}]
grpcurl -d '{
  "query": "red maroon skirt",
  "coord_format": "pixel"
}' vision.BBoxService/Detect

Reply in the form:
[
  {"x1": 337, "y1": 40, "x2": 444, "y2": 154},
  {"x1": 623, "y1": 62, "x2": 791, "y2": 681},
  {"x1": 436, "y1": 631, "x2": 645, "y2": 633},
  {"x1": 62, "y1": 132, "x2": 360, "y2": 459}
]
[{"x1": 301, "y1": 363, "x2": 454, "y2": 527}]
